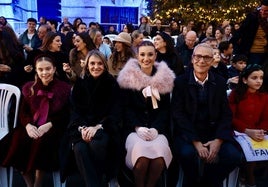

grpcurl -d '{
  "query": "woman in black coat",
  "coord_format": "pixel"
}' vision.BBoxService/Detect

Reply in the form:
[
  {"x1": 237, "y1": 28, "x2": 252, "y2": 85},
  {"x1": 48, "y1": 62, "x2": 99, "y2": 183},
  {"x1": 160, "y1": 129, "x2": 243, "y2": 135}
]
[{"x1": 67, "y1": 50, "x2": 121, "y2": 187}]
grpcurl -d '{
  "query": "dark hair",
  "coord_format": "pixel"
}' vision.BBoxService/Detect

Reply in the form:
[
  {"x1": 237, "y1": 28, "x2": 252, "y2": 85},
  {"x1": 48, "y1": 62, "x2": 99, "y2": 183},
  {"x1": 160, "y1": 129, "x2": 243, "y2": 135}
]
[
  {"x1": 89, "y1": 22, "x2": 97, "y2": 27},
  {"x1": 27, "y1": 18, "x2": 37, "y2": 24},
  {"x1": 235, "y1": 64, "x2": 263, "y2": 103},
  {"x1": 47, "y1": 19, "x2": 58, "y2": 29},
  {"x1": 232, "y1": 54, "x2": 248, "y2": 64},
  {"x1": 124, "y1": 23, "x2": 134, "y2": 34},
  {"x1": 72, "y1": 32, "x2": 96, "y2": 63},
  {"x1": 39, "y1": 31, "x2": 60, "y2": 51},
  {"x1": 0, "y1": 28, "x2": 24, "y2": 66},
  {"x1": 156, "y1": 32, "x2": 176, "y2": 53},
  {"x1": 215, "y1": 27, "x2": 224, "y2": 35},
  {"x1": 137, "y1": 40, "x2": 155, "y2": 52},
  {"x1": 0, "y1": 16, "x2": 7, "y2": 26},
  {"x1": 218, "y1": 41, "x2": 231, "y2": 53}
]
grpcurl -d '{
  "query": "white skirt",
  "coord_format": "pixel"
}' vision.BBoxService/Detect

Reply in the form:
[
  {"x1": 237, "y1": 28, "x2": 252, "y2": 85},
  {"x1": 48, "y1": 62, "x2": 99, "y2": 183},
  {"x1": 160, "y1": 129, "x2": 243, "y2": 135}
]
[{"x1": 125, "y1": 132, "x2": 173, "y2": 169}]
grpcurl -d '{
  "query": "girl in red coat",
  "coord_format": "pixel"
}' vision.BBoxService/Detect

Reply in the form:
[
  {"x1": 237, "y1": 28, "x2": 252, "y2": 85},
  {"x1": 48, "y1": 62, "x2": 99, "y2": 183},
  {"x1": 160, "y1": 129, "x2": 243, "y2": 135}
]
[
  {"x1": 2, "y1": 54, "x2": 71, "y2": 187},
  {"x1": 229, "y1": 64, "x2": 268, "y2": 187}
]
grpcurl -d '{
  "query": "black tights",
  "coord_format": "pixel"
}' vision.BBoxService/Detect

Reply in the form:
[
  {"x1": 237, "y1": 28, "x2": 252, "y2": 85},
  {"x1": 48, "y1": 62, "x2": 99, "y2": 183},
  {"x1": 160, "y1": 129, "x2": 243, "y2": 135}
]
[{"x1": 133, "y1": 157, "x2": 165, "y2": 187}]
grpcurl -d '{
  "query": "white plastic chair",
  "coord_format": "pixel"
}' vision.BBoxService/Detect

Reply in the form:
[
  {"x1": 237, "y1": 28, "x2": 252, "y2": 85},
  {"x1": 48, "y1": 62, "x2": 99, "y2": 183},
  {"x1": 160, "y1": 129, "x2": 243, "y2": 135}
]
[
  {"x1": 176, "y1": 166, "x2": 239, "y2": 187},
  {"x1": 53, "y1": 171, "x2": 66, "y2": 187},
  {"x1": 104, "y1": 34, "x2": 118, "y2": 42},
  {"x1": 223, "y1": 167, "x2": 240, "y2": 187},
  {"x1": 0, "y1": 83, "x2": 21, "y2": 187}
]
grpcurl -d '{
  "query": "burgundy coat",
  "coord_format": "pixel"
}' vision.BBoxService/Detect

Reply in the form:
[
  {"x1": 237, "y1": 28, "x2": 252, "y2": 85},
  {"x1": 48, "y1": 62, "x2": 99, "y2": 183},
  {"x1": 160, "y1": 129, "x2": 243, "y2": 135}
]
[{"x1": 2, "y1": 78, "x2": 71, "y2": 172}]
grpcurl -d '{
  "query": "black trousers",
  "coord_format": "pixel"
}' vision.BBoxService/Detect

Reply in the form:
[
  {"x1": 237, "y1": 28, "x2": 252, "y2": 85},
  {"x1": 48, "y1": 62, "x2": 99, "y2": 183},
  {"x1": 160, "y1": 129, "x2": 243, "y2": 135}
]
[{"x1": 73, "y1": 131, "x2": 109, "y2": 187}]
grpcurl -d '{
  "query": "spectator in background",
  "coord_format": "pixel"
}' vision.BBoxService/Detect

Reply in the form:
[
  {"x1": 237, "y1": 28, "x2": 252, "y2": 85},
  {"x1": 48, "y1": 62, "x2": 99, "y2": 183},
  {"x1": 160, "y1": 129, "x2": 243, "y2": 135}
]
[
  {"x1": 46, "y1": 19, "x2": 58, "y2": 33},
  {"x1": 150, "y1": 19, "x2": 164, "y2": 38},
  {"x1": 76, "y1": 22, "x2": 87, "y2": 33},
  {"x1": 222, "y1": 24, "x2": 232, "y2": 41},
  {"x1": 170, "y1": 20, "x2": 180, "y2": 36},
  {"x1": 122, "y1": 23, "x2": 134, "y2": 34},
  {"x1": 89, "y1": 29, "x2": 111, "y2": 60},
  {"x1": 63, "y1": 32, "x2": 96, "y2": 84},
  {"x1": 215, "y1": 27, "x2": 224, "y2": 46},
  {"x1": 177, "y1": 30, "x2": 197, "y2": 68},
  {"x1": 103, "y1": 36, "x2": 114, "y2": 50},
  {"x1": 0, "y1": 27, "x2": 25, "y2": 87},
  {"x1": 19, "y1": 18, "x2": 41, "y2": 56},
  {"x1": 154, "y1": 32, "x2": 184, "y2": 76},
  {"x1": 47, "y1": 19, "x2": 67, "y2": 53},
  {"x1": 199, "y1": 24, "x2": 213, "y2": 44},
  {"x1": 38, "y1": 16, "x2": 47, "y2": 26},
  {"x1": 88, "y1": 22, "x2": 97, "y2": 32},
  {"x1": 131, "y1": 30, "x2": 144, "y2": 54},
  {"x1": 176, "y1": 25, "x2": 188, "y2": 48},
  {"x1": 96, "y1": 22, "x2": 105, "y2": 35},
  {"x1": 201, "y1": 37, "x2": 218, "y2": 49},
  {"x1": 138, "y1": 16, "x2": 151, "y2": 36},
  {"x1": 24, "y1": 31, "x2": 69, "y2": 83},
  {"x1": 210, "y1": 47, "x2": 228, "y2": 83},
  {"x1": 72, "y1": 17, "x2": 83, "y2": 32},
  {"x1": 227, "y1": 54, "x2": 247, "y2": 90},
  {"x1": 106, "y1": 25, "x2": 118, "y2": 35},
  {"x1": 219, "y1": 41, "x2": 233, "y2": 65},
  {"x1": 196, "y1": 21, "x2": 206, "y2": 38},
  {"x1": 0, "y1": 16, "x2": 12, "y2": 28},
  {"x1": 107, "y1": 32, "x2": 135, "y2": 77},
  {"x1": 37, "y1": 24, "x2": 51, "y2": 42},
  {"x1": 58, "y1": 16, "x2": 73, "y2": 32},
  {"x1": 231, "y1": 0, "x2": 268, "y2": 65},
  {"x1": 186, "y1": 20, "x2": 195, "y2": 32}
]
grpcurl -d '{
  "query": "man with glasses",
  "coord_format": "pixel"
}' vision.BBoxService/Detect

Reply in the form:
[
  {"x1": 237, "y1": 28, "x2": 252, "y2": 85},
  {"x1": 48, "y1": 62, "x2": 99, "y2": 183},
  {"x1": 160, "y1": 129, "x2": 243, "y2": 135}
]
[
  {"x1": 171, "y1": 43, "x2": 242, "y2": 186},
  {"x1": 231, "y1": 0, "x2": 268, "y2": 65}
]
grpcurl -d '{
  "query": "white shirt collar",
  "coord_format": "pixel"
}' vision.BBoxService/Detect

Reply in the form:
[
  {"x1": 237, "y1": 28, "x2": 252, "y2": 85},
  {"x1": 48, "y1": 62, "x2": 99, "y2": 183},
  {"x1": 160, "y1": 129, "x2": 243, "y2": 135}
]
[{"x1": 193, "y1": 71, "x2": 209, "y2": 86}]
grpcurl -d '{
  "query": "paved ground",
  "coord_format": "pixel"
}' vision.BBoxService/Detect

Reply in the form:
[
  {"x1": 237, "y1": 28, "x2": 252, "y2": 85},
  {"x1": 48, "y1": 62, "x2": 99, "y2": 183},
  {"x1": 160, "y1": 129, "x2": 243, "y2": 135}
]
[
  {"x1": 11, "y1": 167, "x2": 268, "y2": 187},
  {"x1": 12, "y1": 170, "x2": 85, "y2": 187}
]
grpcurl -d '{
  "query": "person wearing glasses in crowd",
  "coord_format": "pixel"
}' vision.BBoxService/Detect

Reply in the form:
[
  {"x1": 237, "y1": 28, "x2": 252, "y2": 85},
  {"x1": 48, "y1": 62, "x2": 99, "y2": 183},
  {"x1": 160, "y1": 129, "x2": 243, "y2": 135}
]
[
  {"x1": 231, "y1": 0, "x2": 268, "y2": 65},
  {"x1": 228, "y1": 64, "x2": 268, "y2": 187},
  {"x1": 171, "y1": 43, "x2": 242, "y2": 187}
]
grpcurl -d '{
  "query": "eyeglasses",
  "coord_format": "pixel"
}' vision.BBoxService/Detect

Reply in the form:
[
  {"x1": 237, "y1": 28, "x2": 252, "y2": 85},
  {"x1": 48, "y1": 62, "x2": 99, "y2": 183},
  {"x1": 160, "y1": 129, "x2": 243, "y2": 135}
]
[{"x1": 192, "y1": 54, "x2": 213, "y2": 62}]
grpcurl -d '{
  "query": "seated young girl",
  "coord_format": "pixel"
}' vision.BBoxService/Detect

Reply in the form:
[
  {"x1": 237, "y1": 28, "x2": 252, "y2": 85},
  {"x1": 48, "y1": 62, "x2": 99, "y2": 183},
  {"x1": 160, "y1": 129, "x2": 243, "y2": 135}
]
[{"x1": 229, "y1": 64, "x2": 268, "y2": 187}]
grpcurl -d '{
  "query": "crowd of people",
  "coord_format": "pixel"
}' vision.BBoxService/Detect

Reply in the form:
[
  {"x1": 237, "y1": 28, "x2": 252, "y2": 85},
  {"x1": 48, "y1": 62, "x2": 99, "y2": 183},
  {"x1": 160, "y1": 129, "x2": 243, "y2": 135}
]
[{"x1": 0, "y1": 0, "x2": 268, "y2": 187}]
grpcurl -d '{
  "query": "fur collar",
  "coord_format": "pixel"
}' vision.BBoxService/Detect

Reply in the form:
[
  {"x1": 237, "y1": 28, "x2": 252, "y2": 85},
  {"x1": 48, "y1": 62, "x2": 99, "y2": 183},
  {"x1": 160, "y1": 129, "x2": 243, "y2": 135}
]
[{"x1": 117, "y1": 58, "x2": 175, "y2": 94}]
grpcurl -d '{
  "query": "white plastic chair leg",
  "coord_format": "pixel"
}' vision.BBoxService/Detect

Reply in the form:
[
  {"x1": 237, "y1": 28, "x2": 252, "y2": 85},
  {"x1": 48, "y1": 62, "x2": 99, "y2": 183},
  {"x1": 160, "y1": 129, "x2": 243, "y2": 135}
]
[
  {"x1": 0, "y1": 167, "x2": 8, "y2": 187},
  {"x1": 223, "y1": 167, "x2": 239, "y2": 187},
  {"x1": 52, "y1": 171, "x2": 66, "y2": 187},
  {"x1": 9, "y1": 167, "x2": 13, "y2": 187},
  {"x1": 176, "y1": 166, "x2": 184, "y2": 187}
]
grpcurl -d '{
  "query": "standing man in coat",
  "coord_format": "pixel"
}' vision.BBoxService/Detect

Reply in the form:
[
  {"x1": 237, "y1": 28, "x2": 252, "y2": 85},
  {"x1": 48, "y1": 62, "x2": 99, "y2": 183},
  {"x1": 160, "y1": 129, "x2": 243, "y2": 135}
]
[
  {"x1": 231, "y1": 0, "x2": 268, "y2": 65},
  {"x1": 171, "y1": 43, "x2": 242, "y2": 187}
]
